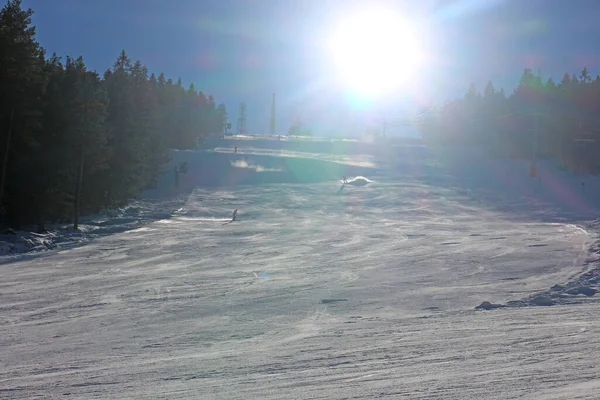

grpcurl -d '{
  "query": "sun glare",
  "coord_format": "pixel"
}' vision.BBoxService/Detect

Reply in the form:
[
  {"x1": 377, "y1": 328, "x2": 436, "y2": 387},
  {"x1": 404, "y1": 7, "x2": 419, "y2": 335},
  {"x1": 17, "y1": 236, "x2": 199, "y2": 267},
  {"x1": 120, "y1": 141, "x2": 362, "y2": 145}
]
[{"x1": 327, "y1": 9, "x2": 423, "y2": 98}]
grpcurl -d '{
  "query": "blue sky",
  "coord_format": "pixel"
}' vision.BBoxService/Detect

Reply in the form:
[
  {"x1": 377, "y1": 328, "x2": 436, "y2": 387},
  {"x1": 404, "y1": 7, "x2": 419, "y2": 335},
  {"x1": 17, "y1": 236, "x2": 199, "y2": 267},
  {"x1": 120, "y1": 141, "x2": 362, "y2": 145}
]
[{"x1": 22, "y1": 0, "x2": 600, "y2": 136}]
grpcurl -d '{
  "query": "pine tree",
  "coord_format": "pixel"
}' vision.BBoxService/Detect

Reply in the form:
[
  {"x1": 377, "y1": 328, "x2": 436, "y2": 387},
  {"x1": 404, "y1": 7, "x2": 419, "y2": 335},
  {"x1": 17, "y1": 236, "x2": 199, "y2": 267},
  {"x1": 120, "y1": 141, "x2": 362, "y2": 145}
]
[
  {"x1": 98, "y1": 50, "x2": 141, "y2": 207},
  {"x1": 197, "y1": 91, "x2": 209, "y2": 138},
  {"x1": 0, "y1": 2, "x2": 231, "y2": 228},
  {"x1": 63, "y1": 56, "x2": 109, "y2": 229},
  {"x1": 34, "y1": 54, "x2": 66, "y2": 230},
  {"x1": 483, "y1": 81, "x2": 495, "y2": 98},
  {"x1": 415, "y1": 66, "x2": 600, "y2": 171},
  {"x1": 217, "y1": 103, "x2": 228, "y2": 136},
  {"x1": 207, "y1": 95, "x2": 217, "y2": 134},
  {"x1": 580, "y1": 67, "x2": 591, "y2": 84},
  {"x1": 465, "y1": 83, "x2": 478, "y2": 102},
  {"x1": 0, "y1": 0, "x2": 46, "y2": 227},
  {"x1": 145, "y1": 71, "x2": 169, "y2": 187}
]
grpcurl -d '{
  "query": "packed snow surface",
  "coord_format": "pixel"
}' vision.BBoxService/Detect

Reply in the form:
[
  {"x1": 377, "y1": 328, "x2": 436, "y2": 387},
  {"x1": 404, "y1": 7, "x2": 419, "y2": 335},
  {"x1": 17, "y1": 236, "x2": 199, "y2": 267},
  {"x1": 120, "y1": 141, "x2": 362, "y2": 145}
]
[
  {"x1": 2, "y1": 138, "x2": 600, "y2": 399},
  {"x1": 342, "y1": 176, "x2": 371, "y2": 186}
]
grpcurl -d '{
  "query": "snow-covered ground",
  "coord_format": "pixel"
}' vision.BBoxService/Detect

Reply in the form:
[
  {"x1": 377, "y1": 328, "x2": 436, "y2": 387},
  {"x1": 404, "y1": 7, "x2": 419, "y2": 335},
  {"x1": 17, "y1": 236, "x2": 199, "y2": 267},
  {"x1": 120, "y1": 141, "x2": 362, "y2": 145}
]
[
  {"x1": 0, "y1": 196, "x2": 188, "y2": 257},
  {"x1": 2, "y1": 138, "x2": 600, "y2": 399}
]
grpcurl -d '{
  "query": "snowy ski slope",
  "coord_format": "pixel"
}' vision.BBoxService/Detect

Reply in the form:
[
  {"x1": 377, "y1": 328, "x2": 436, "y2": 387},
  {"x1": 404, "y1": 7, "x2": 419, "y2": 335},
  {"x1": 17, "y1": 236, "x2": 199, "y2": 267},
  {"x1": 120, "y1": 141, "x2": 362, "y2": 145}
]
[{"x1": 2, "y1": 137, "x2": 600, "y2": 399}]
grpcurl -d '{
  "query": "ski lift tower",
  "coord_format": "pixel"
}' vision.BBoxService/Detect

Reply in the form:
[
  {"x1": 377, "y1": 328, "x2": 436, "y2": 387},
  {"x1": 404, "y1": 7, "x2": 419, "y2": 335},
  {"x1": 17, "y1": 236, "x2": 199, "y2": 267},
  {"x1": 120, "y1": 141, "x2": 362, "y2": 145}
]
[
  {"x1": 237, "y1": 102, "x2": 247, "y2": 135},
  {"x1": 270, "y1": 93, "x2": 276, "y2": 136}
]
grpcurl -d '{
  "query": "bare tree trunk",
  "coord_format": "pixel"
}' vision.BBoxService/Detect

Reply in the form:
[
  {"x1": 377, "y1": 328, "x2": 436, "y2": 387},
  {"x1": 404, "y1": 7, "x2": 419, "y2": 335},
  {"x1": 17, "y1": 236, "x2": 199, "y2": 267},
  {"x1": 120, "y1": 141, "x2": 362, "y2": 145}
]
[
  {"x1": 0, "y1": 108, "x2": 15, "y2": 226},
  {"x1": 73, "y1": 147, "x2": 84, "y2": 230},
  {"x1": 74, "y1": 98, "x2": 89, "y2": 231},
  {"x1": 37, "y1": 209, "x2": 46, "y2": 234}
]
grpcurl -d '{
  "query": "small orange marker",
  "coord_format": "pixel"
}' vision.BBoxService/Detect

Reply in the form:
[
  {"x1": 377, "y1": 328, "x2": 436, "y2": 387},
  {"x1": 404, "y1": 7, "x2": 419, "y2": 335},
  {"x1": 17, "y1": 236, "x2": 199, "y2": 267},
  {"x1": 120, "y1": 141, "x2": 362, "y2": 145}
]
[{"x1": 530, "y1": 162, "x2": 537, "y2": 178}]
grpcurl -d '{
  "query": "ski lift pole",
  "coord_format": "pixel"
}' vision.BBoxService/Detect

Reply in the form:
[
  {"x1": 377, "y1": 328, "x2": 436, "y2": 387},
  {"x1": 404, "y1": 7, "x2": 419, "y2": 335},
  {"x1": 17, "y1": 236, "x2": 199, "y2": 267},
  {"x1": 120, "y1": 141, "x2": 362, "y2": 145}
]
[
  {"x1": 530, "y1": 107, "x2": 539, "y2": 178},
  {"x1": 534, "y1": 107, "x2": 539, "y2": 162}
]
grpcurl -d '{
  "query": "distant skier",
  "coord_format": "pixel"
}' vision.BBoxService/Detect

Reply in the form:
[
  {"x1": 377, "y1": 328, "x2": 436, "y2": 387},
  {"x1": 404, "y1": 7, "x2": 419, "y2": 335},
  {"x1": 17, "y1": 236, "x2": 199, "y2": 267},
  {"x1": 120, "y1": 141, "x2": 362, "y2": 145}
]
[
  {"x1": 234, "y1": 146, "x2": 237, "y2": 153},
  {"x1": 179, "y1": 161, "x2": 188, "y2": 173},
  {"x1": 338, "y1": 176, "x2": 369, "y2": 193},
  {"x1": 338, "y1": 177, "x2": 347, "y2": 194},
  {"x1": 346, "y1": 176, "x2": 369, "y2": 186},
  {"x1": 223, "y1": 209, "x2": 238, "y2": 225}
]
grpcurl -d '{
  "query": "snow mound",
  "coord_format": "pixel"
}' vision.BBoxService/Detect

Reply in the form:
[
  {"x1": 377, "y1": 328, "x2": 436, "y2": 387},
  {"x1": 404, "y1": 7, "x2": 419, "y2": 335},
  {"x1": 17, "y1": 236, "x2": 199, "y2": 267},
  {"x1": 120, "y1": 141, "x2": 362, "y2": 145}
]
[
  {"x1": 231, "y1": 159, "x2": 282, "y2": 172},
  {"x1": 0, "y1": 197, "x2": 188, "y2": 258},
  {"x1": 0, "y1": 230, "x2": 58, "y2": 255},
  {"x1": 342, "y1": 176, "x2": 372, "y2": 186}
]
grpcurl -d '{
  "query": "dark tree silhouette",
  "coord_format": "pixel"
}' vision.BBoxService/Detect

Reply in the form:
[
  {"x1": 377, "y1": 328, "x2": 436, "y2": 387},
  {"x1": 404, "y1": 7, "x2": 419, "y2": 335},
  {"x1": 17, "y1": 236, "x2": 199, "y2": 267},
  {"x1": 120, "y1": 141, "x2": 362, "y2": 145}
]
[
  {"x1": 0, "y1": 1, "x2": 228, "y2": 229},
  {"x1": 417, "y1": 66, "x2": 600, "y2": 174}
]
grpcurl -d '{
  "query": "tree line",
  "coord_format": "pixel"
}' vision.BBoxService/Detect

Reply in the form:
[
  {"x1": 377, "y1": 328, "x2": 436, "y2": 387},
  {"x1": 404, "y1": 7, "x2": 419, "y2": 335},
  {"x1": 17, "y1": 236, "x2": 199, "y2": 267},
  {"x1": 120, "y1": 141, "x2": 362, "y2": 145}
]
[
  {"x1": 0, "y1": 0, "x2": 228, "y2": 231},
  {"x1": 417, "y1": 66, "x2": 600, "y2": 173}
]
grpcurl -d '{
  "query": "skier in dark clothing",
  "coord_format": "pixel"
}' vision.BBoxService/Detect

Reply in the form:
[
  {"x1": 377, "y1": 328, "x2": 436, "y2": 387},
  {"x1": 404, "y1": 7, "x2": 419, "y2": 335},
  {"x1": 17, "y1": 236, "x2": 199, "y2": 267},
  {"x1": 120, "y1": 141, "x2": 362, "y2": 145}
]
[{"x1": 222, "y1": 209, "x2": 238, "y2": 225}]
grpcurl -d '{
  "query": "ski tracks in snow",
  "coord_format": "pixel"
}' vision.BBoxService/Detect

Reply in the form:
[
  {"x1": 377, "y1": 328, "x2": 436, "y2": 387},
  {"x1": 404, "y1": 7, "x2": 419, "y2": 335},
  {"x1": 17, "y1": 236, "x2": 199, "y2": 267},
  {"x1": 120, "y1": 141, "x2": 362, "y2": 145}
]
[{"x1": 1, "y1": 178, "x2": 600, "y2": 398}]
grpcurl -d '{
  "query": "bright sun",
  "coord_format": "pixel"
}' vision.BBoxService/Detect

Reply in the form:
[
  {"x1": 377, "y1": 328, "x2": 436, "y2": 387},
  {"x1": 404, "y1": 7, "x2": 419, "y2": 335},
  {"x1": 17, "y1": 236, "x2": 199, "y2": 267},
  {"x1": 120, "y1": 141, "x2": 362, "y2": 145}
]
[{"x1": 327, "y1": 9, "x2": 423, "y2": 98}]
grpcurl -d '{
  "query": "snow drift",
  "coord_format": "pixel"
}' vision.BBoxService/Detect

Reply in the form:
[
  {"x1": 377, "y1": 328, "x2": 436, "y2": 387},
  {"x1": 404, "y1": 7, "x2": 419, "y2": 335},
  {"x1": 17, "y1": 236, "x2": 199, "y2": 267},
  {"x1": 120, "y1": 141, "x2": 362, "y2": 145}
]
[
  {"x1": 230, "y1": 159, "x2": 282, "y2": 172},
  {"x1": 4, "y1": 137, "x2": 600, "y2": 399},
  {"x1": 341, "y1": 176, "x2": 372, "y2": 186}
]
